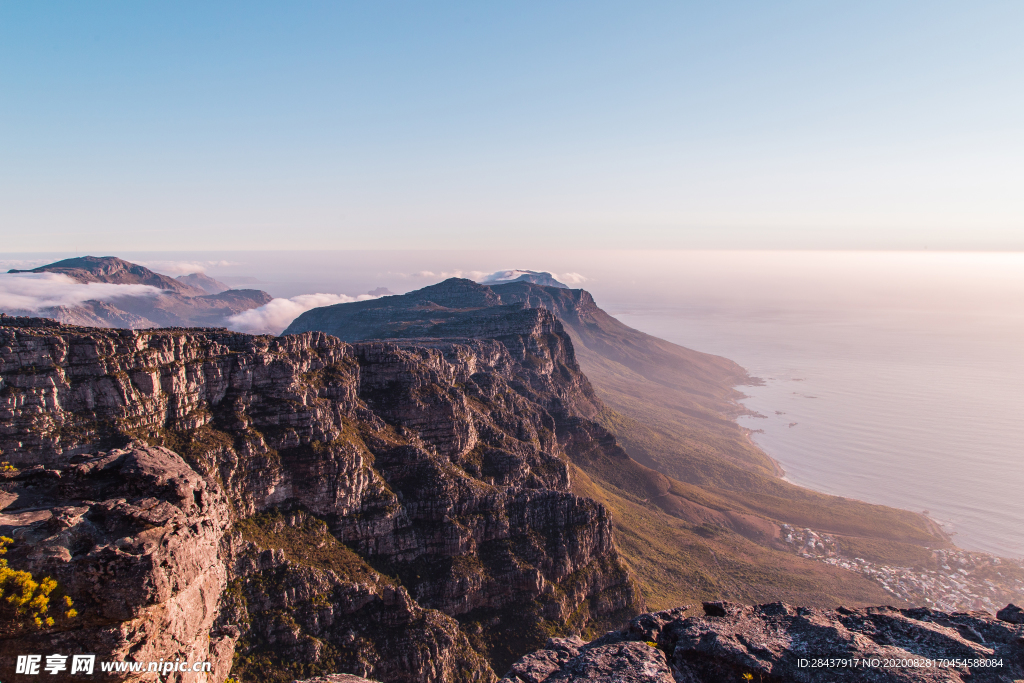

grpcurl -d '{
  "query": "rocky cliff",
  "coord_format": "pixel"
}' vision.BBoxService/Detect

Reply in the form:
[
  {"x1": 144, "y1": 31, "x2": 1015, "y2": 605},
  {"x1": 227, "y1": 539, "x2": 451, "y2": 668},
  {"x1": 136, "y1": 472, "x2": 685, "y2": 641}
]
[
  {"x1": 0, "y1": 311, "x2": 642, "y2": 682},
  {"x1": 503, "y1": 601, "x2": 1024, "y2": 682}
]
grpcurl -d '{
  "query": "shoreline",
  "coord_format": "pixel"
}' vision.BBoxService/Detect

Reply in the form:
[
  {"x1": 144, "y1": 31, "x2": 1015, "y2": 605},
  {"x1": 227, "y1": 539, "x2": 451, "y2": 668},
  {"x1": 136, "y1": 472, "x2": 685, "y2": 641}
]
[
  {"x1": 736, "y1": 393, "x2": 957, "y2": 543},
  {"x1": 731, "y1": 384, "x2": 1010, "y2": 558}
]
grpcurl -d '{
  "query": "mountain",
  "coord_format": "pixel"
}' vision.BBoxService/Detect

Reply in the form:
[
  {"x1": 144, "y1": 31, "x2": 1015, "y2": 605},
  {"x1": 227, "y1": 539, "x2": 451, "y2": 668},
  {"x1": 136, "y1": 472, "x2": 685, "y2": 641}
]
[
  {"x1": 0, "y1": 312, "x2": 642, "y2": 682},
  {"x1": 176, "y1": 271, "x2": 232, "y2": 294},
  {"x1": 3, "y1": 256, "x2": 272, "y2": 328},
  {"x1": 482, "y1": 270, "x2": 569, "y2": 288},
  {"x1": 2, "y1": 291, "x2": 1019, "y2": 682},
  {"x1": 284, "y1": 278, "x2": 1004, "y2": 614},
  {"x1": 9, "y1": 255, "x2": 205, "y2": 296}
]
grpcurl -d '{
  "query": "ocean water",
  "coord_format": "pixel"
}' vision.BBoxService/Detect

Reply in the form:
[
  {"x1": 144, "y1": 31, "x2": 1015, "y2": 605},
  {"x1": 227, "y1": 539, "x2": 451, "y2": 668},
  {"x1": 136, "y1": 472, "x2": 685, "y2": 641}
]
[
  {"x1": 3, "y1": 249, "x2": 1021, "y2": 558},
  {"x1": 601, "y1": 253, "x2": 1024, "y2": 559}
]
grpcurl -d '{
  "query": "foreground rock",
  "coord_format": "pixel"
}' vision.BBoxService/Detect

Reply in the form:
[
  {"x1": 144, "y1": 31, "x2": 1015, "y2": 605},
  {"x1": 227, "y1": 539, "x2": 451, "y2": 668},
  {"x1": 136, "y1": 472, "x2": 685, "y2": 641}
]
[
  {"x1": 503, "y1": 601, "x2": 1024, "y2": 682},
  {"x1": 0, "y1": 445, "x2": 234, "y2": 682},
  {"x1": 294, "y1": 675, "x2": 380, "y2": 683}
]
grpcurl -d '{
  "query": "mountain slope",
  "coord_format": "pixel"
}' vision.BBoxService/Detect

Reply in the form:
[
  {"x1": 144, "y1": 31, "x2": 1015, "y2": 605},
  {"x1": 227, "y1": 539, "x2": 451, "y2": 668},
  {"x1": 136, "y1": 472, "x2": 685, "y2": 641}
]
[
  {"x1": 177, "y1": 271, "x2": 231, "y2": 294},
  {"x1": 284, "y1": 278, "x2": 956, "y2": 610}
]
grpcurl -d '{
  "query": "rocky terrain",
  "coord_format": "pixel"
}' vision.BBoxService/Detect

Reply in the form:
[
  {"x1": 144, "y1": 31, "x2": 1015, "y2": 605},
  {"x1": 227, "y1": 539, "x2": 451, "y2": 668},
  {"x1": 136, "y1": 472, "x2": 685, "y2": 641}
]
[
  {"x1": 3, "y1": 273, "x2": 1021, "y2": 682},
  {"x1": 503, "y1": 601, "x2": 1024, "y2": 682},
  {"x1": 3, "y1": 256, "x2": 271, "y2": 328},
  {"x1": 0, "y1": 310, "x2": 642, "y2": 682}
]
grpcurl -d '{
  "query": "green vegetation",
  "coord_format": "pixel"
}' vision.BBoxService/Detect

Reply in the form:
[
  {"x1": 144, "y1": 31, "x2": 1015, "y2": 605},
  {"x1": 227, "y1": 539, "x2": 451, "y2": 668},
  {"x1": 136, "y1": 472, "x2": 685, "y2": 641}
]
[
  {"x1": 570, "y1": 466, "x2": 902, "y2": 610},
  {"x1": 236, "y1": 508, "x2": 389, "y2": 585}
]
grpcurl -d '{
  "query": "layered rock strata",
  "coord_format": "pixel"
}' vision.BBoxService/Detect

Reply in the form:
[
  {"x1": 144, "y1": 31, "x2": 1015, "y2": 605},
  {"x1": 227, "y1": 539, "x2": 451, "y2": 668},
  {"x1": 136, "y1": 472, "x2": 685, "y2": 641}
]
[
  {"x1": 503, "y1": 601, "x2": 1024, "y2": 682},
  {"x1": 0, "y1": 314, "x2": 642, "y2": 682},
  {"x1": 0, "y1": 444, "x2": 234, "y2": 682}
]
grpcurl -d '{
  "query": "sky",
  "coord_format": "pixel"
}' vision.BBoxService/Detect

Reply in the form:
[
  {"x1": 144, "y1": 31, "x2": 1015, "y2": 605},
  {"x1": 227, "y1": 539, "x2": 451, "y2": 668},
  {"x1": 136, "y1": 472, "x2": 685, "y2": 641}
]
[{"x1": 1, "y1": 1, "x2": 1022, "y2": 252}]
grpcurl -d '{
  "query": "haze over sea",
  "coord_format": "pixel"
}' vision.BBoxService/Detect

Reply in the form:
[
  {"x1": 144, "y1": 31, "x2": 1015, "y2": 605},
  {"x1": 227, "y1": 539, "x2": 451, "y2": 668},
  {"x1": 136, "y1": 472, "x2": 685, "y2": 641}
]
[
  {"x1": 604, "y1": 252, "x2": 1024, "y2": 560},
  {"x1": 3, "y1": 250, "x2": 1021, "y2": 558}
]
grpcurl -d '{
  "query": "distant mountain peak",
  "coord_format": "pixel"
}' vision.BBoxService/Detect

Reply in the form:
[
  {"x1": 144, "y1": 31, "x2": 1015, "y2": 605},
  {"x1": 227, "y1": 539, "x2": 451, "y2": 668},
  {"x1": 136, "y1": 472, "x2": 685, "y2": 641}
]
[
  {"x1": 9, "y1": 255, "x2": 203, "y2": 296},
  {"x1": 176, "y1": 271, "x2": 231, "y2": 295},
  {"x1": 480, "y1": 269, "x2": 569, "y2": 288},
  {"x1": 4, "y1": 255, "x2": 273, "y2": 329}
]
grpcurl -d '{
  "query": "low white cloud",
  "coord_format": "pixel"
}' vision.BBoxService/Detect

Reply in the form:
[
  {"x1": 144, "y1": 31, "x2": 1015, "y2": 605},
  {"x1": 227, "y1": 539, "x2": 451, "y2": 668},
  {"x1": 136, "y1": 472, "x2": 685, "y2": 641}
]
[
  {"x1": 0, "y1": 273, "x2": 163, "y2": 313},
  {"x1": 479, "y1": 269, "x2": 587, "y2": 286},
  {"x1": 226, "y1": 293, "x2": 378, "y2": 335},
  {"x1": 137, "y1": 260, "x2": 239, "y2": 276},
  {"x1": 558, "y1": 272, "x2": 588, "y2": 284},
  {"x1": 481, "y1": 269, "x2": 534, "y2": 283}
]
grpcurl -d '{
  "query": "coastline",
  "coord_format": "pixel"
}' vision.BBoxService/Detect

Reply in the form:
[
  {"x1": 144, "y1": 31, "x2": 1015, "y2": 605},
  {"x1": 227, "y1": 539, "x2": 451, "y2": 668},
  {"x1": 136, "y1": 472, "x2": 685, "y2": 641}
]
[{"x1": 734, "y1": 381, "x2": 957, "y2": 546}]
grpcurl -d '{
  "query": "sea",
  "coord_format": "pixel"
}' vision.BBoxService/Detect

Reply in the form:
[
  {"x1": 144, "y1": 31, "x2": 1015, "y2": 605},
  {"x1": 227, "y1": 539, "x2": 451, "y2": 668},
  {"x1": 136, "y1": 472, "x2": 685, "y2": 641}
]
[
  {"x1": 2, "y1": 249, "x2": 1022, "y2": 558},
  {"x1": 599, "y1": 252, "x2": 1024, "y2": 560}
]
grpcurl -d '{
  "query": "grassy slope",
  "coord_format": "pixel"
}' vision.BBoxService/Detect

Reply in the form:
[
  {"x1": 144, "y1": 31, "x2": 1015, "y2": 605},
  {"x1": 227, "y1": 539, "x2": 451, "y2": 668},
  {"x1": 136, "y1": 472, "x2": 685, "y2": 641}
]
[
  {"x1": 569, "y1": 464, "x2": 901, "y2": 610},
  {"x1": 554, "y1": 321, "x2": 955, "y2": 607}
]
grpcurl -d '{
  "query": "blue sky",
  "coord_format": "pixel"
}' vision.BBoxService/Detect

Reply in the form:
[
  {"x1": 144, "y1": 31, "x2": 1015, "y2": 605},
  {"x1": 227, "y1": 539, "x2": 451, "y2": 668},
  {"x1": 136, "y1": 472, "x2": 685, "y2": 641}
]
[{"x1": 1, "y1": 1, "x2": 1021, "y2": 251}]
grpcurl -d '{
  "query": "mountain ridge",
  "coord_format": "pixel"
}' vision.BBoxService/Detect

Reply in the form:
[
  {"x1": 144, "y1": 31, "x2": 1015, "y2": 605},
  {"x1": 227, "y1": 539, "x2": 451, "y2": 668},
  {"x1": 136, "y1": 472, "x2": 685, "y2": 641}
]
[
  {"x1": 285, "y1": 278, "x2": 1011, "y2": 614},
  {"x1": 3, "y1": 256, "x2": 272, "y2": 329}
]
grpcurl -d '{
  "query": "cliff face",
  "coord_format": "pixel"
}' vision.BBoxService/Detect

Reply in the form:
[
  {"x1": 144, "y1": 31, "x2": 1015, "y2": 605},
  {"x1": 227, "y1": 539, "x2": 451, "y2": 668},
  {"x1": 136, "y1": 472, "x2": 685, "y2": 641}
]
[
  {"x1": 0, "y1": 312, "x2": 642, "y2": 682},
  {"x1": 0, "y1": 444, "x2": 235, "y2": 682},
  {"x1": 283, "y1": 277, "x2": 752, "y2": 409}
]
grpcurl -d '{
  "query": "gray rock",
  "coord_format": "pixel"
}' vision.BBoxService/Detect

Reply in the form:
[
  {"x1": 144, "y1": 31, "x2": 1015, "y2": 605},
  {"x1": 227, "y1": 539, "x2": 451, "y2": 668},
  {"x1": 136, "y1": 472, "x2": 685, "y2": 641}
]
[
  {"x1": 0, "y1": 445, "x2": 234, "y2": 683},
  {"x1": 504, "y1": 602, "x2": 1024, "y2": 682},
  {"x1": 294, "y1": 675, "x2": 381, "y2": 683},
  {"x1": 997, "y1": 603, "x2": 1024, "y2": 624}
]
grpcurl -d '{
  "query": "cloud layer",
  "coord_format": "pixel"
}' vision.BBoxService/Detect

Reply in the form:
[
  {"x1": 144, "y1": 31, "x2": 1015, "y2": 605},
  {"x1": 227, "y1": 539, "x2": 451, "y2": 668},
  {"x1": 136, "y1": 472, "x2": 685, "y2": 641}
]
[
  {"x1": 0, "y1": 273, "x2": 162, "y2": 313},
  {"x1": 226, "y1": 293, "x2": 377, "y2": 335},
  {"x1": 136, "y1": 259, "x2": 239, "y2": 275},
  {"x1": 480, "y1": 269, "x2": 588, "y2": 286},
  {"x1": 408, "y1": 269, "x2": 588, "y2": 286}
]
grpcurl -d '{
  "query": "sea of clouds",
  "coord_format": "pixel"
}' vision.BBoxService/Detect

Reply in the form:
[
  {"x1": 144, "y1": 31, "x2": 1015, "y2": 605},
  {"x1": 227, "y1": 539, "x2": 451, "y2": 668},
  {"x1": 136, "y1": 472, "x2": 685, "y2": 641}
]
[
  {"x1": 226, "y1": 293, "x2": 379, "y2": 335},
  {"x1": 134, "y1": 259, "x2": 239, "y2": 275},
  {"x1": 405, "y1": 269, "x2": 587, "y2": 285},
  {"x1": 0, "y1": 273, "x2": 163, "y2": 313},
  {"x1": 0, "y1": 264, "x2": 590, "y2": 335}
]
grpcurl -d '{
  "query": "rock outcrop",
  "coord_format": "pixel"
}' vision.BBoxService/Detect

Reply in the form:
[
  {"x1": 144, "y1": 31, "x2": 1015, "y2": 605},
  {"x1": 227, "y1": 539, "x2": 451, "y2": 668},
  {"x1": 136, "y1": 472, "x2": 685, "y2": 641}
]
[
  {"x1": 0, "y1": 444, "x2": 235, "y2": 683},
  {"x1": 295, "y1": 675, "x2": 380, "y2": 683},
  {"x1": 503, "y1": 601, "x2": 1024, "y2": 682},
  {"x1": 0, "y1": 313, "x2": 642, "y2": 681},
  {"x1": 282, "y1": 277, "x2": 753, "y2": 413}
]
